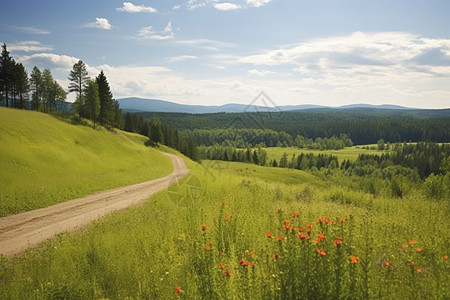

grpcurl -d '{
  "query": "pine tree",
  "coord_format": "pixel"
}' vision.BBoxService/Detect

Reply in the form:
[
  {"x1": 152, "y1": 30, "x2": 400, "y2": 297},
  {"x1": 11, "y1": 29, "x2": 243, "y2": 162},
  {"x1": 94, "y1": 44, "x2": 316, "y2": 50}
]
[
  {"x1": 30, "y1": 66, "x2": 43, "y2": 111},
  {"x1": 150, "y1": 118, "x2": 164, "y2": 146},
  {"x1": 84, "y1": 79, "x2": 100, "y2": 128},
  {"x1": 96, "y1": 70, "x2": 115, "y2": 127},
  {"x1": 0, "y1": 44, "x2": 13, "y2": 107},
  {"x1": 68, "y1": 60, "x2": 89, "y2": 98}
]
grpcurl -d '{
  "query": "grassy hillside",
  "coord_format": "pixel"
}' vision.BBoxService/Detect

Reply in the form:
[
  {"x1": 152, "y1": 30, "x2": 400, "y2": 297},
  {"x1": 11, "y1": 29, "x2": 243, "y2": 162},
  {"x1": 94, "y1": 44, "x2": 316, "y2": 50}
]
[
  {"x1": 0, "y1": 107, "x2": 173, "y2": 216},
  {"x1": 0, "y1": 153, "x2": 448, "y2": 299}
]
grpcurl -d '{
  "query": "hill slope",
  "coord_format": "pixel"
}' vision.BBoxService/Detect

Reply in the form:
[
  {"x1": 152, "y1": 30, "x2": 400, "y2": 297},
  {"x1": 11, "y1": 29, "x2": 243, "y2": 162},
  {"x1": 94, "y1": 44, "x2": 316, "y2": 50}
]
[{"x1": 0, "y1": 108, "x2": 173, "y2": 217}]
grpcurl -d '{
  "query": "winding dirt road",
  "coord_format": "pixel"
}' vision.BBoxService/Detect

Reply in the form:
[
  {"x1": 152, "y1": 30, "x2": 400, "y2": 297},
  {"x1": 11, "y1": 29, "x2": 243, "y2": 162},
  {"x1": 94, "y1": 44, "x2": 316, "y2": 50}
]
[{"x1": 0, "y1": 153, "x2": 189, "y2": 257}]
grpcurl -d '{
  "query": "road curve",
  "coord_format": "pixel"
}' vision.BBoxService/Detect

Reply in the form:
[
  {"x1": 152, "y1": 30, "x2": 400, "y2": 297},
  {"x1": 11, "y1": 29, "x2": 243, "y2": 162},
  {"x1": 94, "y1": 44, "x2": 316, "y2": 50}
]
[{"x1": 0, "y1": 153, "x2": 189, "y2": 257}]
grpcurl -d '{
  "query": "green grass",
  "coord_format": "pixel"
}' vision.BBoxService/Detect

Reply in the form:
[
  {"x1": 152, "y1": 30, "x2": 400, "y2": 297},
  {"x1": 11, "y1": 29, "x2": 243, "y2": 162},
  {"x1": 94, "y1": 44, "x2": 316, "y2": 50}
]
[
  {"x1": 0, "y1": 153, "x2": 448, "y2": 299},
  {"x1": 0, "y1": 107, "x2": 173, "y2": 216},
  {"x1": 265, "y1": 146, "x2": 388, "y2": 163}
]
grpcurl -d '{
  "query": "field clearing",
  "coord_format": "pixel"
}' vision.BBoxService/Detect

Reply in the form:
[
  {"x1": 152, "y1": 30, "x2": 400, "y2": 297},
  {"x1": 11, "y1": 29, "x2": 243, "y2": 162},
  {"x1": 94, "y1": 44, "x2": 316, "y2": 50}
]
[
  {"x1": 0, "y1": 154, "x2": 448, "y2": 299},
  {"x1": 264, "y1": 146, "x2": 388, "y2": 163},
  {"x1": 0, "y1": 108, "x2": 173, "y2": 216}
]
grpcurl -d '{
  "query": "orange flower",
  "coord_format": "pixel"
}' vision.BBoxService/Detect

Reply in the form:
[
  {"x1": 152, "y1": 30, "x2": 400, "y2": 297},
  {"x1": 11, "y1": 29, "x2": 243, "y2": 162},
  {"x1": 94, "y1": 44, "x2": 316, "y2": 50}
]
[
  {"x1": 298, "y1": 233, "x2": 308, "y2": 240},
  {"x1": 221, "y1": 200, "x2": 226, "y2": 205},
  {"x1": 409, "y1": 240, "x2": 415, "y2": 245},
  {"x1": 307, "y1": 224, "x2": 312, "y2": 233},
  {"x1": 334, "y1": 237, "x2": 343, "y2": 247},
  {"x1": 273, "y1": 253, "x2": 280, "y2": 260},
  {"x1": 225, "y1": 269, "x2": 231, "y2": 276},
  {"x1": 175, "y1": 286, "x2": 182, "y2": 294},
  {"x1": 444, "y1": 255, "x2": 448, "y2": 260},
  {"x1": 292, "y1": 211, "x2": 299, "y2": 217},
  {"x1": 417, "y1": 248, "x2": 422, "y2": 253},
  {"x1": 416, "y1": 268, "x2": 423, "y2": 273},
  {"x1": 349, "y1": 212, "x2": 354, "y2": 219},
  {"x1": 402, "y1": 244, "x2": 407, "y2": 249},
  {"x1": 276, "y1": 236, "x2": 283, "y2": 241},
  {"x1": 249, "y1": 250, "x2": 254, "y2": 255},
  {"x1": 316, "y1": 249, "x2": 326, "y2": 256},
  {"x1": 317, "y1": 233, "x2": 325, "y2": 241},
  {"x1": 239, "y1": 258, "x2": 245, "y2": 265},
  {"x1": 201, "y1": 225, "x2": 207, "y2": 231},
  {"x1": 276, "y1": 208, "x2": 282, "y2": 214},
  {"x1": 266, "y1": 232, "x2": 272, "y2": 238},
  {"x1": 350, "y1": 256, "x2": 359, "y2": 263},
  {"x1": 384, "y1": 261, "x2": 391, "y2": 268},
  {"x1": 204, "y1": 246, "x2": 211, "y2": 251},
  {"x1": 220, "y1": 263, "x2": 225, "y2": 269},
  {"x1": 340, "y1": 218, "x2": 346, "y2": 223}
]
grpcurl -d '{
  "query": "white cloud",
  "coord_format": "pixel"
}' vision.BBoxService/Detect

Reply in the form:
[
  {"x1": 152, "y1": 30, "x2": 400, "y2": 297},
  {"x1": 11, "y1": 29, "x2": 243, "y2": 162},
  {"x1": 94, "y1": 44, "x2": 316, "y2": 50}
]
[
  {"x1": 175, "y1": 38, "x2": 235, "y2": 51},
  {"x1": 173, "y1": 5, "x2": 181, "y2": 10},
  {"x1": 214, "y1": 3, "x2": 241, "y2": 10},
  {"x1": 135, "y1": 22, "x2": 174, "y2": 40},
  {"x1": 248, "y1": 69, "x2": 273, "y2": 76},
  {"x1": 246, "y1": 0, "x2": 271, "y2": 7},
  {"x1": 86, "y1": 18, "x2": 112, "y2": 30},
  {"x1": 7, "y1": 41, "x2": 53, "y2": 52},
  {"x1": 117, "y1": 2, "x2": 157, "y2": 13},
  {"x1": 10, "y1": 26, "x2": 50, "y2": 35},
  {"x1": 167, "y1": 55, "x2": 199, "y2": 62}
]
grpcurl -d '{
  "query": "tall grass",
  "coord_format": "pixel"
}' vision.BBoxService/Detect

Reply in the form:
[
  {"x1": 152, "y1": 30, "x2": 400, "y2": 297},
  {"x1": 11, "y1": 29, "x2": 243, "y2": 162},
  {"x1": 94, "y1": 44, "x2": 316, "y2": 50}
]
[
  {"x1": 0, "y1": 108, "x2": 173, "y2": 216},
  {"x1": 0, "y1": 156, "x2": 448, "y2": 299}
]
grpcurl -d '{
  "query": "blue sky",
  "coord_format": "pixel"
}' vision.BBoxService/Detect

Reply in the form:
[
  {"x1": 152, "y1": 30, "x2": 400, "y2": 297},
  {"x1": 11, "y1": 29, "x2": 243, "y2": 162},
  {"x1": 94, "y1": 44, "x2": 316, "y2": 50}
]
[{"x1": 1, "y1": 0, "x2": 450, "y2": 108}]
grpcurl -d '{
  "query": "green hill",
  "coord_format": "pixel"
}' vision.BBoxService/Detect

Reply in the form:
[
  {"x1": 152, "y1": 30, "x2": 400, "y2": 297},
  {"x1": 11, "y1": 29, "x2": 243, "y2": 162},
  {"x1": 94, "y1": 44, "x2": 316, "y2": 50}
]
[{"x1": 0, "y1": 107, "x2": 173, "y2": 217}]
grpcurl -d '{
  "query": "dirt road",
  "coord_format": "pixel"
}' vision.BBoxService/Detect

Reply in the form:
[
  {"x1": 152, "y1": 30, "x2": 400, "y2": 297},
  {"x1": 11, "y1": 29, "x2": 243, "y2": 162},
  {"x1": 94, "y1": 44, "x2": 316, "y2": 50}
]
[{"x1": 0, "y1": 153, "x2": 189, "y2": 257}]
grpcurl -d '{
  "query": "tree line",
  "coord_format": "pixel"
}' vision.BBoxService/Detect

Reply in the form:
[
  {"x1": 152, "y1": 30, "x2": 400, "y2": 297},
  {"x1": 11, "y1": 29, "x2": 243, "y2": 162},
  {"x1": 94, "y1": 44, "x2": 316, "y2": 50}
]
[{"x1": 139, "y1": 109, "x2": 450, "y2": 145}]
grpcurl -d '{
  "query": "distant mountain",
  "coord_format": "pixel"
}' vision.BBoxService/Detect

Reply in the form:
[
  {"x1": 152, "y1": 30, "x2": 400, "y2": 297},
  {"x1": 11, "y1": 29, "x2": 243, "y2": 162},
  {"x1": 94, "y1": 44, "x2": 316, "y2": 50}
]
[{"x1": 117, "y1": 97, "x2": 419, "y2": 114}]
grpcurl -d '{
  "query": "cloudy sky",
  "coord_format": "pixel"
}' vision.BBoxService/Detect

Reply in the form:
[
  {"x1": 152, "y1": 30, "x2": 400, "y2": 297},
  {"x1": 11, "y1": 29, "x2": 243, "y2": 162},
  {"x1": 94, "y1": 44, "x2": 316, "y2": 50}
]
[{"x1": 1, "y1": 0, "x2": 450, "y2": 108}]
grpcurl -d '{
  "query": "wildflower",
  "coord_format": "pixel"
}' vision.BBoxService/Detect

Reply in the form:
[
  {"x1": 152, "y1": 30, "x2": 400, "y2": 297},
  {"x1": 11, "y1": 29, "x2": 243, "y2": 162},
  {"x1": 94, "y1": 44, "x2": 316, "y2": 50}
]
[
  {"x1": 201, "y1": 225, "x2": 207, "y2": 231},
  {"x1": 307, "y1": 224, "x2": 312, "y2": 234},
  {"x1": 239, "y1": 259, "x2": 245, "y2": 265},
  {"x1": 340, "y1": 218, "x2": 346, "y2": 223},
  {"x1": 349, "y1": 212, "x2": 354, "y2": 219},
  {"x1": 299, "y1": 226, "x2": 304, "y2": 232},
  {"x1": 416, "y1": 268, "x2": 423, "y2": 273},
  {"x1": 220, "y1": 263, "x2": 225, "y2": 269},
  {"x1": 410, "y1": 261, "x2": 415, "y2": 267},
  {"x1": 402, "y1": 244, "x2": 407, "y2": 249},
  {"x1": 244, "y1": 260, "x2": 250, "y2": 266},
  {"x1": 209, "y1": 241, "x2": 213, "y2": 245},
  {"x1": 350, "y1": 256, "x2": 359, "y2": 263},
  {"x1": 225, "y1": 269, "x2": 231, "y2": 276},
  {"x1": 273, "y1": 253, "x2": 280, "y2": 260},
  {"x1": 266, "y1": 232, "x2": 272, "y2": 238},
  {"x1": 204, "y1": 246, "x2": 211, "y2": 251},
  {"x1": 384, "y1": 261, "x2": 391, "y2": 268},
  {"x1": 409, "y1": 240, "x2": 415, "y2": 245},
  {"x1": 218, "y1": 251, "x2": 222, "y2": 256},
  {"x1": 316, "y1": 249, "x2": 326, "y2": 256},
  {"x1": 276, "y1": 236, "x2": 283, "y2": 241},
  {"x1": 444, "y1": 255, "x2": 448, "y2": 260},
  {"x1": 298, "y1": 233, "x2": 308, "y2": 240},
  {"x1": 249, "y1": 250, "x2": 254, "y2": 255},
  {"x1": 221, "y1": 200, "x2": 226, "y2": 205},
  {"x1": 417, "y1": 248, "x2": 422, "y2": 253},
  {"x1": 317, "y1": 233, "x2": 325, "y2": 241},
  {"x1": 175, "y1": 286, "x2": 182, "y2": 294},
  {"x1": 292, "y1": 211, "x2": 299, "y2": 217},
  {"x1": 334, "y1": 237, "x2": 343, "y2": 247},
  {"x1": 276, "y1": 208, "x2": 282, "y2": 214}
]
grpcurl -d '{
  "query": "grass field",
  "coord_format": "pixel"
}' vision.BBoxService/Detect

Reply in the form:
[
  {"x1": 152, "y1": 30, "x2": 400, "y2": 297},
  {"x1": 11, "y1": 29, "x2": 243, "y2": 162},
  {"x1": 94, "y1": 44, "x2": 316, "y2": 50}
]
[
  {"x1": 0, "y1": 153, "x2": 448, "y2": 299},
  {"x1": 264, "y1": 146, "x2": 388, "y2": 163},
  {"x1": 0, "y1": 107, "x2": 173, "y2": 216}
]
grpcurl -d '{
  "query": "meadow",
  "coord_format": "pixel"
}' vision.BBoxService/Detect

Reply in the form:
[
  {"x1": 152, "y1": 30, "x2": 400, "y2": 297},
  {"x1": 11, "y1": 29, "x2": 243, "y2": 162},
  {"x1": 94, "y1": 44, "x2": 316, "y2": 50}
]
[
  {"x1": 0, "y1": 153, "x2": 448, "y2": 299},
  {"x1": 0, "y1": 107, "x2": 173, "y2": 216},
  {"x1": 264, "y1": 146, "x2": 387, "y2": 163}
]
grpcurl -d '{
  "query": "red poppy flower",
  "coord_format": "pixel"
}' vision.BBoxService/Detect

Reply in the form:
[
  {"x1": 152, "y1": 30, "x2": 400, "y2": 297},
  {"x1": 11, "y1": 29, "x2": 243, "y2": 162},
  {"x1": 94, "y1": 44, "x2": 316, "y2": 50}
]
[
  {"x1": 350, "y1": 256, "x2": 359, "y2": 263},
  {"x1": 340, "y1": 218, "x2": 346, "y2": 223},
  {"x1": 239, "y1": 259, "x2": 245, "y2": 265},
  {"x1": 175, "y1": 286, "x2": 182, "y2": 294},
  {"x1": 316, "y1": 249, "x2": 326, "y2": 256},
  {"x1": 266, "y1": 232, "x2": 272, "y2": 238},
  {"x1": 334, "y1": 237, "x2": 343, "y2": 247},
  {"x1": 273, "y1": 253, "x2": 280, "y2": 260},
  {"x1": 201, "y1": 225, "x2": 207, "y2": 231},
  {"x1": 276, "y1": 236, "x2": 283, "y2": 241},
  {"x1": 225, "y1": 269, "x2": 231, "y2": 276},
  {"x1": 317, "y1": 233, "x2": 325, "y2": 240},
  {"x1": 417, "y1": 248, "x2": 422, "y2": 253},
  {"x1": 204, "y1": 246, "x2": 211, "y2": 251},
  {"x1": 384, "y1": 261, "x2": 391, "y2": 268},
  {"x1": 298, "y1": 233, "x2": 308, "y2": 240},
  {"x1": 292, "y1": 211, "x2": 299, "y2": 217}
]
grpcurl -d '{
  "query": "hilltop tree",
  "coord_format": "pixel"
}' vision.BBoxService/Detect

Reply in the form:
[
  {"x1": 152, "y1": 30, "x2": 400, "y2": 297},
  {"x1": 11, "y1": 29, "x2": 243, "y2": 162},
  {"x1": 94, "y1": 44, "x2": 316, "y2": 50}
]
[
  {"x1": 84, "y1": 79, "x2": 100, "y2": 128},
  {"x1": 12, "y1": 62, "x2": 29, "y2": 109},
  {"x1": 30, "y1": 66, "x2": 43, "y2": 111},
  {"x1": 0, "y1": 44, "x2": 13, "y2": 107},
  {"x1": 96, "y1": 70, "x2": 115, "y2": 127},
  {"x1": 68, "y1": 60, "x2": 89, "y2": 98}
]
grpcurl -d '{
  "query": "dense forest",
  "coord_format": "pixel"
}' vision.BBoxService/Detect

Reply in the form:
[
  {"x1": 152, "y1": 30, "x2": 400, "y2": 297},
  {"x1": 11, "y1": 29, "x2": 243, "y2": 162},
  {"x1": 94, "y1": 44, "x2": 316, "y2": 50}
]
[{"x1": 140, "y1": 110, "x2": 450, "y2": 145}]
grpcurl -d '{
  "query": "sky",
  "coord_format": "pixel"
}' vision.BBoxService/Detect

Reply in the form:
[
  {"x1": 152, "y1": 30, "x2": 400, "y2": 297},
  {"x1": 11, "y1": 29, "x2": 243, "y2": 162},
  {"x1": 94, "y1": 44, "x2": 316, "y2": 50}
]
[{"x1": 1, "y1": 0, "x2": 450, "y2": 109}]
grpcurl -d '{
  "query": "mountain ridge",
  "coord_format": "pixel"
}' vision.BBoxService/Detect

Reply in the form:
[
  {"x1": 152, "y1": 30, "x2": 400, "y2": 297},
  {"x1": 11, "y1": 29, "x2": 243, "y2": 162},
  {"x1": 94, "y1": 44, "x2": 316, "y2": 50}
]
[{"x1": 118, "y1": 97, "x2": 426, "y2": 113}]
